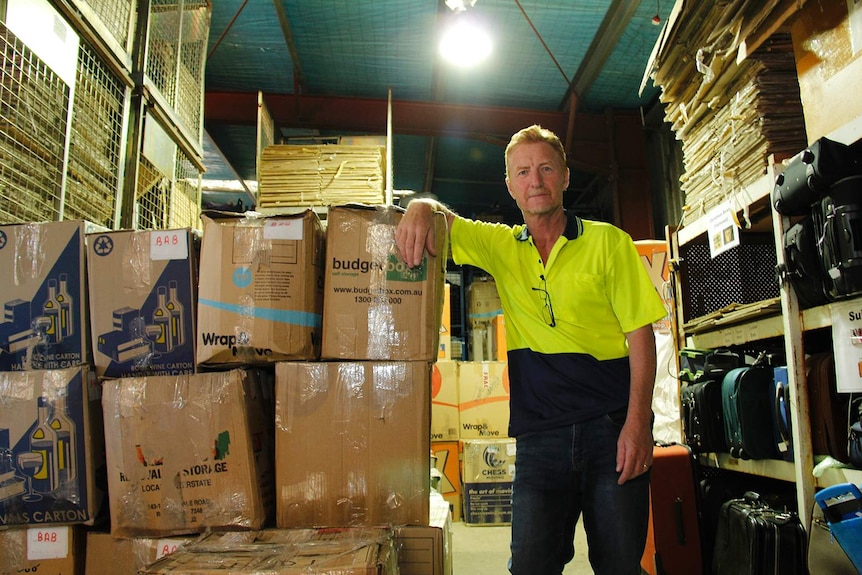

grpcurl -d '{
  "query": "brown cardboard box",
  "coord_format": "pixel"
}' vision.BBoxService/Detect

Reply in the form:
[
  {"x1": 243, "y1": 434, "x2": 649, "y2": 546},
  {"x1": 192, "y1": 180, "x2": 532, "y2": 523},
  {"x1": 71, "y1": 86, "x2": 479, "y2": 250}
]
[
  {"x1": 321, "y1": 205, "x2": 447, "y2": 361},
  {"x1": 196, "y1": 210, "x2": 325, "y2": 366},
  {"x1": 102, "y1": 369, "x2": 275, "y2": 537},
  {"x1": 275, "y1": 361, "x2": 430, "y2": 528},
  {"x1": 84, "y1": 532, "x2": 194, "y2": 575},
  {"x1": 0, "y1": 367, "x2": 105, "y2": 527},
  {"x1": 467, "y1": 279, "x2": 501, "y2": 327},
  {"x1": 0, "y1": 220, "x2": 91, "y2": 371},
  {"x1": 0, "y1": 525, "x2": 85, "y2": 575},
  {"x1": 139, "y1": 528, "x2": 398, "y2": 574},
  {"x1": 457, "y1": 361, "x2": 510, "y2": 439},
  {"x1": 792, "y1": 0, "x2": 862, "y2": 141},
  {"x1": 431, "y1": 441, "x2": 462, "y2": 522},
  {"x1": 460, "y1": 438, "x2": 516, "y2": 525},
  {"x1": 431, "y1": 361, "x2": 459, "y2": 442},
  {"x1": 395, "y1": 494, "x2": 453, "y2": 575},
  {"x1": 87, "y1": 229, "x2": 198, "y2": 378}
]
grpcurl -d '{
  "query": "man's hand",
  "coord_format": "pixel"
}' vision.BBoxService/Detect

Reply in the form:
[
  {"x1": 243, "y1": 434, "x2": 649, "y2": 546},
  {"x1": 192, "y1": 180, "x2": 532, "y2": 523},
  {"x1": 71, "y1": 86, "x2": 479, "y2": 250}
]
[
  {"x1": 394, "y1": 199, "x2": 449, "y2": 268},
  {"x1": 615, "y1": 418, "x2": 654, "y2": 485}
]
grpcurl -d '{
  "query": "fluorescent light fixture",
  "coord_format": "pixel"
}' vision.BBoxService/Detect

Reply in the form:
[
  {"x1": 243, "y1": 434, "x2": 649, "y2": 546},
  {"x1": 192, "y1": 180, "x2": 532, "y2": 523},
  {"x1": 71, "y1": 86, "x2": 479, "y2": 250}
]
[{"x1": 439, "y1": 15, "x2": 492, "y2": 68}]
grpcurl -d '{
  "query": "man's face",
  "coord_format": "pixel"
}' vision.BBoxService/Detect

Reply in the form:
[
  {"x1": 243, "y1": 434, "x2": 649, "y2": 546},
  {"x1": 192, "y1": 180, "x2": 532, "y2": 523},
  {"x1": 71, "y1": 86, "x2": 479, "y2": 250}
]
[{"x1": 505, "y1": 141, "x2": 570, "y2": 217}]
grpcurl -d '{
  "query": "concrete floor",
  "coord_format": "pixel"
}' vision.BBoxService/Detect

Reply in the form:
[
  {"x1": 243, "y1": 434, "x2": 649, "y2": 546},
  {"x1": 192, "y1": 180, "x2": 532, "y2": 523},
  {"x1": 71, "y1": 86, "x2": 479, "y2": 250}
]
[{"x1": 450, "y1": 520, "x2": 591, "y2": 574}]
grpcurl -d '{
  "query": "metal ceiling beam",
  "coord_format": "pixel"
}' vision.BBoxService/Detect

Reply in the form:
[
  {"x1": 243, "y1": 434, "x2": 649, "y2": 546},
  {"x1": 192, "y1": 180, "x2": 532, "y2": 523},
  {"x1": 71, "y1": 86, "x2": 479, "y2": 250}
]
[
  {"x1": 271, "y1": 0, "x2": 307, "y2": 92},
  {"x1": 558, "y1": 0, "x2": 641, "y2": 110},
  {"x1": 205, "y1": 91, "x2": 614, "y2": 141}
]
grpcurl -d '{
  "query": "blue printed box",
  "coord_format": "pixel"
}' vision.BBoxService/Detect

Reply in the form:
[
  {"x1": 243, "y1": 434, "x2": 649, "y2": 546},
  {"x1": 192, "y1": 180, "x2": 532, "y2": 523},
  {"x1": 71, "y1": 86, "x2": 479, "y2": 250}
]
[
  {"x1": 0, "y1": 366, "x2": 105, "y2": 527},
  {"x1": 87, "y1": 229, "x2": 197, "y2": 378},
  {"x1": 0, "y1": 221, "x2": 90, "y2": 371}
]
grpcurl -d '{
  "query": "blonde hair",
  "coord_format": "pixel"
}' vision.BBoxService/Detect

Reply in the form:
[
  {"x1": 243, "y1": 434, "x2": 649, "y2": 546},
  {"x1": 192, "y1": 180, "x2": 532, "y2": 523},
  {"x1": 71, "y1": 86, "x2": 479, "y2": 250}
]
[{"x1": 504, "y1": 125, "x2": 567, "y2": 177}]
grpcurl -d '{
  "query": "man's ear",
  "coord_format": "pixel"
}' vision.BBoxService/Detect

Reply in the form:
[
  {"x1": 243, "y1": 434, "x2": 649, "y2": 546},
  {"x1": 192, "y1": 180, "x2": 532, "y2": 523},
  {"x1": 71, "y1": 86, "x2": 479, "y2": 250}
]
[{"x1": 505, "y1": 177, "x2": 515, "y2": 199}]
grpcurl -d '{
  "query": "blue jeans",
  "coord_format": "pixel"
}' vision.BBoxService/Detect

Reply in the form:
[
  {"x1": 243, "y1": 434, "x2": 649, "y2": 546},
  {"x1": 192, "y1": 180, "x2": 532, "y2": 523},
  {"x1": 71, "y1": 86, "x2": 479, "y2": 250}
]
[{"x1": 508, "y1": 412, "x2": 651, "y2": 575}]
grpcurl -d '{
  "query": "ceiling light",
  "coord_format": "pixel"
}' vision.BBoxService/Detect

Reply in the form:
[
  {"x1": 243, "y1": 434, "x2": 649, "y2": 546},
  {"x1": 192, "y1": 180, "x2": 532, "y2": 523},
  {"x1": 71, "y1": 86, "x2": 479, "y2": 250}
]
[
  {"x1": 439, "y1": 15, "x2": 492, "y2": 68},
  {"x1": 444, "y1": 0, "x2": 477, "y2": 13}
]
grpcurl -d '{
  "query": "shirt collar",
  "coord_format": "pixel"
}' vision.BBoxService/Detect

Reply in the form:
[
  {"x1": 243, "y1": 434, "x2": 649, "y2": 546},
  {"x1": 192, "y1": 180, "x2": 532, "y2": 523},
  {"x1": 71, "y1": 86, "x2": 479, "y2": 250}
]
[{"x1": 513, "y1": 211, "x2": 583, "y2": 242}]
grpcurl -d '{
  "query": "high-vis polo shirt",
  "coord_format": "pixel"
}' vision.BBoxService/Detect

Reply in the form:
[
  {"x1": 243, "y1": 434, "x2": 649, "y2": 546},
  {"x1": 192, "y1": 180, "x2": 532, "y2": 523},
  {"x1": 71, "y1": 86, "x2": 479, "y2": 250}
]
[{"x1": 451, "y1": 213, "x2": 667, "y2": 436}]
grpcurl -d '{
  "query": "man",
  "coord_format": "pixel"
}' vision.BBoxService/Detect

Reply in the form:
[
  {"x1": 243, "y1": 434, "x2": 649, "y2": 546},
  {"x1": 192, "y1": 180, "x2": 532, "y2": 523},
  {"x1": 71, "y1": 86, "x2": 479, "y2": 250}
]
[{"x1": 395, "y1": 125, "x2": 666, "y2": 575}]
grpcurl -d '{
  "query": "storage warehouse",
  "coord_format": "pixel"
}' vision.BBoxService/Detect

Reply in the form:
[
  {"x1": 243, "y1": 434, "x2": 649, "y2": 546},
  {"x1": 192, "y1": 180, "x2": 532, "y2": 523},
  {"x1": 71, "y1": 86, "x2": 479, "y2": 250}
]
[{"x1": 1, "y1": 1, "x2": 861, "y2": 574}]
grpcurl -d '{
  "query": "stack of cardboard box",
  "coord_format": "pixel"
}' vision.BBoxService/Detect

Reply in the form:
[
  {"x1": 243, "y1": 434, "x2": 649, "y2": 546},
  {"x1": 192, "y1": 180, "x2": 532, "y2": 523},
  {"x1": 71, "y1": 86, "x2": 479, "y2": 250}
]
[{"x1": 0, "y1": 220, "x2": 106, "y2": 574}]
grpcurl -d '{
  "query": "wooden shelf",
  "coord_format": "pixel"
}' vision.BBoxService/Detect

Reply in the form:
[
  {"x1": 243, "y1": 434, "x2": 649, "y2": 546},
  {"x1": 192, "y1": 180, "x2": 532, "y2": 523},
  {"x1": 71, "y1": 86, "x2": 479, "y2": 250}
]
[{"x1": 699, "y1": 453, "x2": 862, "y2": 488}]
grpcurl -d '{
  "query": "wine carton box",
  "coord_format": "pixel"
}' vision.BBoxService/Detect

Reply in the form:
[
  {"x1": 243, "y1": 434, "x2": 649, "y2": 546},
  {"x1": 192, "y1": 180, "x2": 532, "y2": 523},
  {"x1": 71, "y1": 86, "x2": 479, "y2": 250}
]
[
  {"x1": 0, "y1": 366, "x2": 105, "y2": 527},
  {"x1": 102, "y1": 369, "x2": 275, "y2": 537},
  {"x1": 275, "y1": 361, "x2": 430, "y2": 528},
  {"x1": 196, "y1": 210, "x2": 325, "y2": 366},
  {"x1": 321, "y1": 205, "x2": 447, "y2": 361},
  {"x1": 0, "y1": 221, "x2": 90, "y2": 371},
  {"x1": 87, "y1": 228, "x2": 198, "y2": 378}
]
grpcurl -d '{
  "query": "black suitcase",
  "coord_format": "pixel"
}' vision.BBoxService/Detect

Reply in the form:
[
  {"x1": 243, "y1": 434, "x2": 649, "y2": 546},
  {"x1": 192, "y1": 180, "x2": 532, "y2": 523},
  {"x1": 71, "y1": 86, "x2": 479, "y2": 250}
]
[
  {"x1": 779, "y1": 215, "x2": 833, "y2": 309},
  {"x1": 816, "y1": 174, "x2": 862, "y2": 299},
  {"x1": 681, "y1": 380, "x2": 728, "y2": 454},
  {"x1": 772, "y1": 137, "x2": 862, "y2": 215},
  {"x1": 807, "y1": 352, "x2": 850, "y2": 462},
  {"x1": 712, "y1": 491, "x2": 807, "y2": 575}
]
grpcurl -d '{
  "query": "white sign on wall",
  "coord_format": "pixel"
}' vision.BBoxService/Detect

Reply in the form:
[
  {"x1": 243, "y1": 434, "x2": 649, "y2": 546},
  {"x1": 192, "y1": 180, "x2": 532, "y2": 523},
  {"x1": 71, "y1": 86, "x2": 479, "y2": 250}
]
[{"x1": 831, "y1": 298, "x2": 862, "y2": 392}]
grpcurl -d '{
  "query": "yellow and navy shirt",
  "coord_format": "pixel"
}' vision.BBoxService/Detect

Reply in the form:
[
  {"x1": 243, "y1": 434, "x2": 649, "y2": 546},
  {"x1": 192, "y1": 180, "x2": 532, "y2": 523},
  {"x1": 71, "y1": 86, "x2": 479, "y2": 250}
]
[{"x1": 451, "y1": 213, "x2": 667, "y2": 436}]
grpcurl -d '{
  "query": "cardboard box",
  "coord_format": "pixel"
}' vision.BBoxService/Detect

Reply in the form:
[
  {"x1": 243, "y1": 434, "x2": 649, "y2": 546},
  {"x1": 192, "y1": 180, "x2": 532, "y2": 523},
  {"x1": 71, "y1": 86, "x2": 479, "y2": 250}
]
[
  {"x1": 275, "y1": 361, "x2": 430, "y2": 528},
  {"x1": 84, "y1": 532, "x2": 193, "y2": 575},
  {"x1": 0, "y1": 366, "x2": 105, "y2": 527},
  {"x1": 139, "y1": 528, "x2": 398, "y2": 575},
  {"x1": 467, "y1": 279, "x2": 501, "y2": 326},
  {"x1": 431, "y1": 361, "x2": 459, "y2": 441},
  {"x1": 395, "y1": 494, "x2": 453, "y2": 575},
  {"x1": 87, "y1": 229, "x2": 198, "y2": 378},
  {"x1": 438, "y1": 284, "x2": 452, "y2": 361},
  {"x1": 792, "y1": 0, "x2": 862, "y2": 142},
  {"x1": 635, "y1": 240, "x2": 672, "y2": 333},
  {"x1": 0, "y1": 220, "x2": 90, "y2": 371},
  {"x1": 196, "y1": 210, "x2": 325, "y2": 366},
  {"x1": 492, "y1": 315, "x2": 506, "y2": 361},
  {"x1": 431, "y1": 441, "x2": 461, "y2": 522},
  {"x1": 460, "y1": 438, "x2": 515, "y2": 525},
  {"x1": 0, "y1": 525, "x2": 85, "y2": 575},
  {"x1": 321, "y1": 205, "x2": 447, "y2": 361},
  {"x1": 457, "y1": 361, "x2": 510, "y2": 439},
  {"x1": 102, "y1": 369, "x2": 275, "y2": 537}
]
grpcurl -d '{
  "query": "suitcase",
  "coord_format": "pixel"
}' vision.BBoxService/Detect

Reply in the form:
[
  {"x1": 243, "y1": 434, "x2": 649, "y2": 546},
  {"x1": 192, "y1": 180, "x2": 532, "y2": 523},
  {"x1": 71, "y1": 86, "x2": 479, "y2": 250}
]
[
  {"x1": 772, "y1": 137, "x2": 862, "y2": 215},
  {"x1": 721, "y1": 366, "x2": 781, "y2": 460},
  {"x1": 712, "y1": 491, "x2": 807, "y2": 575},
  {"x1": 640, "y1": 443, "x2": 703, "y2": 575},
  {"x1": 807, "y1": 352, "x2": 850, "y2": 462},
  {"x1": 681, "y1": 380, "x2": 728, "y2": 454},
  {"x1": 817, "y1": 174, "x2": 862, "y2": 299},
  {"x1": 772, "y1": 366, "x2": 794, "y2": 462},
  {"x1": 779, "y1": 215, "x2": 833, "y2": 309}
]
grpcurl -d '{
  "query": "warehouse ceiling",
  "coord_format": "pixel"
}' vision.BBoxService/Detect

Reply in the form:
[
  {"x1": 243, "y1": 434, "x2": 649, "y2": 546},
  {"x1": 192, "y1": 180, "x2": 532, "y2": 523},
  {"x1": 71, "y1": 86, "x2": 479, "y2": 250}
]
[{"x1": 202, "y1": 0, "x2": 676, "y2": 221}]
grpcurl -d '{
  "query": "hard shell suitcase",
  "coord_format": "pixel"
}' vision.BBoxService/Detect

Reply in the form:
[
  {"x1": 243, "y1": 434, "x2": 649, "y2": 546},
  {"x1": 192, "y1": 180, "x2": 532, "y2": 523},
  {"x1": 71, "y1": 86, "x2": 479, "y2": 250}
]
[
  {"x1": 722, "y1": 366, "x2": 781, "y2": 460},
  {"x1": 807, "y1": 352, "x2": 850, "y2": 462},
  {"x1": 712, "y1": 491, "x2": 807, "y2": 575},
  {"x1": 772, "y1": 366, "x2": 794, "y2": 462},
  {"x1": 779, "y1": 215, "x2": 833, "y2": 309},
  {"x1": 640, "y1": 443, "x2": 703, "y2": 575}
]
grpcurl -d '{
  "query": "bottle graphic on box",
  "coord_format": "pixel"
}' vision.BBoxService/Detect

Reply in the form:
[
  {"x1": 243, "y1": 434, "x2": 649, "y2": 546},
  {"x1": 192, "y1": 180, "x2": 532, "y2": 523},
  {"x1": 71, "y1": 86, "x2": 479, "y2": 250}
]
[
  {"x1": 42, "y1": 279, "x2": 62, "y2": 343},
  {"x1": 29, "y1": 397, "x2": 60, "y2": 493},
  {"x1": 49, "y1": 395, "x2": 77, "y2": 482},
  {"x1": 167, "y1": 280, "x2": 184, "y2": 347},
  {"x1": 152, "y1": 286, "x2": 174, "y2": 353},
  {"x1": 57, "y1": 273, "x2": 73, "y2": 339}
]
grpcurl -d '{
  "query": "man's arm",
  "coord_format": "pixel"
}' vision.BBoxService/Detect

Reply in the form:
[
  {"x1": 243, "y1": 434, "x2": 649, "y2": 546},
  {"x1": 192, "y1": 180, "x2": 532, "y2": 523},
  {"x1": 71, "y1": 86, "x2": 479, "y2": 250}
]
[
  {"x1": 616, "y1": 323, "x2": 657, "y2": 484},
  {"x1": 395, "y1": 198, "x2": 456, "y2": 268}
]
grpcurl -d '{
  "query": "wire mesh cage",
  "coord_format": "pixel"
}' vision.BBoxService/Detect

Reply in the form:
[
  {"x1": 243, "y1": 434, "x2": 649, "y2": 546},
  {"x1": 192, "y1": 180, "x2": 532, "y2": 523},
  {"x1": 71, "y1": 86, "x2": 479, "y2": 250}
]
[
  {"x1": 0, "y1": 23, "x2": 70, "y2": 224},
  {"x1": 147, "y1": 0, "x2": 210, "y2": 143},
  {"x1": 172, "y1": 146, "x2": 202, "y2": 230},
  {"x1": 74, "y1": 0, "x2": 136, "y2": 54},
  {"x1": 64, "y1": 41, "x2": 127, "y2": 229}
]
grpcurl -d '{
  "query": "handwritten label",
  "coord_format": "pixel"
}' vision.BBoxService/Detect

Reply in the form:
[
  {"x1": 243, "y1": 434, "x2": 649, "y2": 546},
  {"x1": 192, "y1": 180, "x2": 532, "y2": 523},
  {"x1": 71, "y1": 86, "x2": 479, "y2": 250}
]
[
  {"x1": 150, "y1": 230, "x2": 188, "y2": 260},
  {"x1": 264, "y1": 219, "x2": 304, "y2": 241},
  {"x1": 155, "y1": 539, "x2": 182, "y2": 560},
  {"x1": 27, "y1": 526, "x2": 69, "y2": 560}
]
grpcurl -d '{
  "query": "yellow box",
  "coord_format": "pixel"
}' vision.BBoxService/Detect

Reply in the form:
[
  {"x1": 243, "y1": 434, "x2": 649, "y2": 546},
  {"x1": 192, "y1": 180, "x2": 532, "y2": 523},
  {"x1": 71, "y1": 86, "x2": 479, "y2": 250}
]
[
  {"x1": 467, "y1": 279, "x2": 501, "y2": 326},
  {"x1": 431, "y1": 441, "x2": 462, "y2": 522},
  {"x1": 438, "y1": 283, "x2": 452, "y2": 360},
  {"x1": 492, "y1": 315, "x2": 506, "y2": 361},
  {"x1": 635, "y1": 240, "x2": 672, "y2": 333},
  {"x1": 457, "y1": 361, "x2": 509, "y2": 439},
  {"x1": 431, "y1": 361, "x2": 460, "y2": 441}
]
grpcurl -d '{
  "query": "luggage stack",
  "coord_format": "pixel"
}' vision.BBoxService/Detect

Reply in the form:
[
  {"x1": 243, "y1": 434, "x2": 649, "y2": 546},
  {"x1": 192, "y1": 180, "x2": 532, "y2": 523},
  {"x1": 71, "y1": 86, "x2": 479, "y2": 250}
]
[{"x1": 0, "y1": 207, "x2": 453, "y2": 575}]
